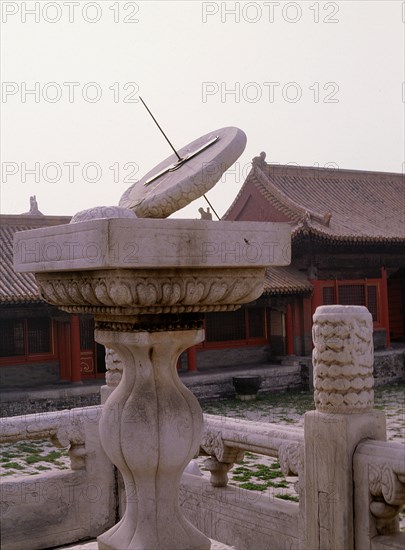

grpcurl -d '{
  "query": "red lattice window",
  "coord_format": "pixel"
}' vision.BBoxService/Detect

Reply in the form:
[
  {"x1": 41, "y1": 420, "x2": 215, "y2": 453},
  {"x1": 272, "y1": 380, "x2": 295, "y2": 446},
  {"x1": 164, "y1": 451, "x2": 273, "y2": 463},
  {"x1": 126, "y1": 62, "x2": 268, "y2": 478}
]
[
  {"x1": 322, "y1": 287, "x2": 335, "y2": 305},
  {"x1": 248, "y1": 308, "x2": 265, "y2": 338},
  {"x1": 205, "y1": 309, "x2": 246, "y2": 342},
  {"x1": 338, "y1": 285, "x2": 366, "y2": 306},
  {"x1": 205, "y1": 308, "x2": 266, "y2": 343},
  {"x1": 80, "y1": 316, "x2": 94, "y2": 350},
  {"x1": 367, "y1": 286, "x2": 378, "y2": 321},
  {"x1": 0, "y1": 320, "x2": 24, "y2": 357},
  {"x1": 0, "y1": 318, "x2": 52, "y2": 358},
  {"x1": 27, "y1": 318, "x2": 51, "y2": 354},
  {"x1": 320, "y1": 282, "x2": 379, "y2": 322}
]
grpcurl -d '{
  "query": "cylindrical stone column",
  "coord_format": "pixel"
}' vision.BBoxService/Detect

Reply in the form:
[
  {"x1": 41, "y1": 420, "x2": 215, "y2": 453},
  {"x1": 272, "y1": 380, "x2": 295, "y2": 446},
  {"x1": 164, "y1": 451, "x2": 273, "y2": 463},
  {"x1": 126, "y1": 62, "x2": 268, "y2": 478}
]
[
  {"x1": 304, "y1": 305, "x2": 386, "y2": 550},
  {"x1": 95, "y1": 328, "x2": 211, "y2": 550},
  {"x1": 312, "y1": 304, "x2": 375, "y2": 414}
]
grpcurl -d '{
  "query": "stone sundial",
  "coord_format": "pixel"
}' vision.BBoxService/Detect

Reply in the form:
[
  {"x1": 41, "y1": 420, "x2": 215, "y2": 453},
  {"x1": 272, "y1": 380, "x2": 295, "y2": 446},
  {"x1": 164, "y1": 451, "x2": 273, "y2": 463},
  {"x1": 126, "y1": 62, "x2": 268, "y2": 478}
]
[
  {"x1": 14, "y1": 113, "x2": 291, "y2": 550},
  {"x1": 119, "y1": 108, "x2": 247, "y2": 218},
  {"x1": 119, "y1": 97, "x2": 246, "y2": 219}
]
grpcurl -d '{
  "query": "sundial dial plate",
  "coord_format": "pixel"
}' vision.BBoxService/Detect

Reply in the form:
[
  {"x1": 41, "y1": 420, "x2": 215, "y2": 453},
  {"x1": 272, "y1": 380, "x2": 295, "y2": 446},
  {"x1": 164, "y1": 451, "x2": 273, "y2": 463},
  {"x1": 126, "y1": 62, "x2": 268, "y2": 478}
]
[{"x1": 119, "y1": 126, "x2": 246, "y2": 218}]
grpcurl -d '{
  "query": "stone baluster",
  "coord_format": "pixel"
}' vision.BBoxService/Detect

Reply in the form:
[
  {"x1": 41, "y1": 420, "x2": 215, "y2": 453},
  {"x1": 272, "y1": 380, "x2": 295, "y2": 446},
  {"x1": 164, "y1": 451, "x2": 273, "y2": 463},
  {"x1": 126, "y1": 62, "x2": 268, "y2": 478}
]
[
  {"x1": 200, "y1": 429, "x2": 245, "y2": 488},
  {"x1": 304, "y1": 305, "x2": 386, "y2": 550},
  {"x1": 95, "y1": 325, "x2": 211, "y2": 550},
  {"x1": 203, "y1": 457, "x2": 233, "y2": 488},
  {"x1": 101, "y1": 347, "x2": 123, "y2": 404}
]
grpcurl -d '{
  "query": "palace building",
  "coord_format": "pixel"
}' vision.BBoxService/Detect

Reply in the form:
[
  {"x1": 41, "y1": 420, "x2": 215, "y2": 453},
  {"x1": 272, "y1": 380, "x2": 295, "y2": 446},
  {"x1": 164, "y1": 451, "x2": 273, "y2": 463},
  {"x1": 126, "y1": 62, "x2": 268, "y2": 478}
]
[
  {"x1": 217, "y1": 154, "x2": 405, "y2": 360},
  {"x1": 2, "y1": 160, "x2": 404, "y2": 387},
  {"x1": 0, "y1": 205, "x2": 106, "y2": 388}
]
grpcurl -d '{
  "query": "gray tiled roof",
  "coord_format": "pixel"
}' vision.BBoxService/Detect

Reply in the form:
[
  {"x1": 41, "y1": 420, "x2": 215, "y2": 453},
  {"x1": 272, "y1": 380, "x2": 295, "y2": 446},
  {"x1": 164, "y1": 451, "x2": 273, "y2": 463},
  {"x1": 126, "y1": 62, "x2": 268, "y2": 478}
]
[
  {"x1": 0, "y1": 215, "x2": 71, "y2": 303},
  {"x1": 256, "y1": 163, "x2": 405, "y2": 243},
  {"x1": 264, "y1": 266, "x2": 313, "y2": 295},
  {"x1": 225, "y1": 160, "x2": 405, "y2": 243}
]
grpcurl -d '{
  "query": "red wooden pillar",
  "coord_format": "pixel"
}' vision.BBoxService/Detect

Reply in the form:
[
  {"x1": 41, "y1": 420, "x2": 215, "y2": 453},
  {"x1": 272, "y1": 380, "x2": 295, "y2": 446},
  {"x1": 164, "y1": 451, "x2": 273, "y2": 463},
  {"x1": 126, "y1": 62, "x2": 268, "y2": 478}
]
[
  {"x1": 285, "y1": 303, "x2": 294, "y2": 356},
  {"x1": 187, "y1": 346, "x2": 198, "y2": 372},
  {"x1": 70, "y1": 314, "x2": 82, "y2": 383},
  {"x1": 302, "y1": 296, "x2": 313, "y2": 355},
  {"x1": 380, "y1": 268, "x2": 391, "y2": 348},
  {"x1": 57, "y1": 322, "x2": 69, "y2": 381},
  {"x1": 310, "y1": 279, "x2": 322, "y2": 314}
]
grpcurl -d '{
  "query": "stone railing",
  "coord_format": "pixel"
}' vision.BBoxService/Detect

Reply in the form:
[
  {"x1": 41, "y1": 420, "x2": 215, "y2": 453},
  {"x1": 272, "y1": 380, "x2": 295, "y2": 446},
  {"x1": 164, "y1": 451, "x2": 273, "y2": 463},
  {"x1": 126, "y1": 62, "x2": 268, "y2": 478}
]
[
  {"x1": 0, "y1": 406, "x2": 116, "y2": 550},
  {"x1": 354, "y1": 440, "x2": 405, "y2": 550},
  {"x1": 1, "y1": 305, "x2": 404, "y2": 550},
  {"x1": 180, "y1": 415, "x2": 304, "y2": 549},
  {"x1": 201, "y1": 414, "x2": 303, "y2": 485}
]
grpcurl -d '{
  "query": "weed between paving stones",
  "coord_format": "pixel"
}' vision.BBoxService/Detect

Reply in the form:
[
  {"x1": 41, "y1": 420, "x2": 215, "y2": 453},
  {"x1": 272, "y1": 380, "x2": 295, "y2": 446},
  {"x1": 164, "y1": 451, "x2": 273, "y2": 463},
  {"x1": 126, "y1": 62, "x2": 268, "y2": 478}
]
[{"x1": 0, "y1": 440, "x2": 70, "y2": 477}]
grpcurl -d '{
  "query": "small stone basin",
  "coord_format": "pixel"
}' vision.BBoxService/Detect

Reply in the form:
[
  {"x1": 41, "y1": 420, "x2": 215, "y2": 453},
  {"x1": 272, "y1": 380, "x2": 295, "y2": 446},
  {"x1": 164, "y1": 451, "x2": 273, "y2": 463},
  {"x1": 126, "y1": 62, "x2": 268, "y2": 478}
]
[{"x1": 233, "y1": 375, "x2": 262, "y2": 401}]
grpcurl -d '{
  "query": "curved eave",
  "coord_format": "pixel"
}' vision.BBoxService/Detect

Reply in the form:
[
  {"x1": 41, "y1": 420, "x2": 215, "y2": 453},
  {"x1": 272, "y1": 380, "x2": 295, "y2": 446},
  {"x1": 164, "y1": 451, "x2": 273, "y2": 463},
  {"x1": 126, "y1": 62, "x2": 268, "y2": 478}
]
[
  {"x1": 0, "y1": 295, "x2": 43, "y2": 304},
  {"x1": 262, "y1": 287, "x2": 312, "y2": 296},
  {"x1": 292, "y1": 225, "x2": 405, "y2": 245}
]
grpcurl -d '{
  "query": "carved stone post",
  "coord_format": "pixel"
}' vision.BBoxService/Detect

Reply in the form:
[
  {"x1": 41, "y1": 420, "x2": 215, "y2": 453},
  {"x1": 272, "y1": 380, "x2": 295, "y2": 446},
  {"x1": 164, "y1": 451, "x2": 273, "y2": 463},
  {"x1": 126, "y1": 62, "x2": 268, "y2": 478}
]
[
  {"x1": 304, "y1": 305, "x2": 386, "y2": 550},
  {"x1": 95, "y1": 326, "x2": 210, "y2": 550}
]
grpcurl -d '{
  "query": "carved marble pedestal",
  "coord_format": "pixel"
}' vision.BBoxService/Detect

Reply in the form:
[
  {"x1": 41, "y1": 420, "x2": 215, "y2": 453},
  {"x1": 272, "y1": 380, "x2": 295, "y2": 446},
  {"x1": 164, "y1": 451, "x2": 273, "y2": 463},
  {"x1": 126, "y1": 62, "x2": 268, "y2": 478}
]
[
  {"x1": 96, "y1": 327, "x2": 210, "y2": 550},
  {"x1": 13, "y1": 216, "x2": 291, "y2": 550}
]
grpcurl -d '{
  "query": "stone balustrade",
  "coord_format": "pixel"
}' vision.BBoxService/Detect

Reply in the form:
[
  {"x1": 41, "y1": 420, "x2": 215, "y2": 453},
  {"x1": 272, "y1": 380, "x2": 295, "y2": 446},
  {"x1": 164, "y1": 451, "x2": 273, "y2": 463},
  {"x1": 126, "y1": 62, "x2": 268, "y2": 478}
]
[
  {"x1": 1, "y1": 401, "x2": 404, "y2": 550},
  {"x1": 0, "y1": 407, "x2": 116, "y2": 550},
  {"x1": 1, "y1": 305, "x2": 404, "y2": 550},
  {"x1": 1, "y1": 406, "x2": 102, "y2": 470},
  {"x1": 354, "y1": 440, "x2": 405, "y2": 550},
  {"x1": 201, "y1": 414, "x2": 303, "y2": 484}
]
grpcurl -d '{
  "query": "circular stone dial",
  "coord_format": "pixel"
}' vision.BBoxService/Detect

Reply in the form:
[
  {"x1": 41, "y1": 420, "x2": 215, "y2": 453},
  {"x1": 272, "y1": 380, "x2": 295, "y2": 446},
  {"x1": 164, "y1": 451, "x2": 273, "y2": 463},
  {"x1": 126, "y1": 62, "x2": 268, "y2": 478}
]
[{"x1": 119, "y1": 126, "x2": 247, "y2": 218}]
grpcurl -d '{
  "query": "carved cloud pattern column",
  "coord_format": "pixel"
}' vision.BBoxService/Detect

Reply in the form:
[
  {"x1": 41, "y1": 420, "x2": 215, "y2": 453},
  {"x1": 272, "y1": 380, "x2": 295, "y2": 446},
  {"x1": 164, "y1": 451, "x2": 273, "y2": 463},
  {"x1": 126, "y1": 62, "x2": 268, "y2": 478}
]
[{"x1": 304, "y1": 305, "x2": 386, "y2": 550}]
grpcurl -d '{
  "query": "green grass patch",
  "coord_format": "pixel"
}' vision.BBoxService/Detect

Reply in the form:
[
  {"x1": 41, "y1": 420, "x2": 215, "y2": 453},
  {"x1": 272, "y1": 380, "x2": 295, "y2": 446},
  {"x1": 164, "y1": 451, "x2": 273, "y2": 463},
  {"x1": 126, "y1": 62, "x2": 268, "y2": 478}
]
[
  {"x1": 3, "y1": 462, "x2": 25, "y2": 470},
  {"x1": 43, "y1": 451, "x2": 63, "y2": 462},
  {"x1": 268, "y1": 480, "x2": 289, "y2": 488},
  {"x1": 1, "y1": 452, "x2": 19, "y2": 459},
  {"x1": 16, "y1": 443, "x2": 41, "y2": 454},
  {"x1": 275, "y1": 493, "x2": 299, "y2": 502},
  {"x1": 233, "y1": 475, "x2": 252, "y2": 482},
  {"x1": 25, "y1": 455, "x2": 42, "y2": 464},
  {"x1": 232, "y1": 465, "x2": 254, "y2": 481},
  {"x1": 253, "y1": 465, "x2": 283, "y2": 480},
  {"x1": 244, "y1": 452, "x2": 256, "y2": 458},
  {"x1": 239, "y1": 482, "x2": 269, "y2": 491}
]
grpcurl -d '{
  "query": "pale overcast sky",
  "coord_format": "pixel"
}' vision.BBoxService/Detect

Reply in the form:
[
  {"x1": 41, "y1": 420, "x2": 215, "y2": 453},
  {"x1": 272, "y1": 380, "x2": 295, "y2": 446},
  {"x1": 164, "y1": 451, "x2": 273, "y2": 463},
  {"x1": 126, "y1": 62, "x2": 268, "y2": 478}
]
[{"x1": 1, "y1": 1, "x2": 404, "y2": 218}]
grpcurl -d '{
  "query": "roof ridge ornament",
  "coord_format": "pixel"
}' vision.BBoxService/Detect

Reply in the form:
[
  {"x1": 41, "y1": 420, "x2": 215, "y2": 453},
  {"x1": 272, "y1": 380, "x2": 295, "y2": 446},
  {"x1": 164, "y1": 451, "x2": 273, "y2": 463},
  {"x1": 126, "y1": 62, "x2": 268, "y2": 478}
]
[
  {"x1": 20, "y1": 195, "x2": 44, "y2": 217},
  {"x1": 253, "y1": 158, "x2": 332, "y2": 228},
  {"x1": 252, "y1": 151, "x2": 266, "y2": 168}
]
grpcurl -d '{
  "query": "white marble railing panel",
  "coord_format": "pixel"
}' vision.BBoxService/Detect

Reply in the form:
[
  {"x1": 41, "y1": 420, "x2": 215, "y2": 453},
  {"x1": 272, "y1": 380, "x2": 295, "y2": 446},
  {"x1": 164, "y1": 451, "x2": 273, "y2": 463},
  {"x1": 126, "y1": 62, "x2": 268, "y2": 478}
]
[
  {"x1": 201, "y1": 413, "x2": 303, "y2": 478},
  {"x1": 354, "y1": 439, "x2": 405, "y2": 550},
  {"x1": 180, "y1": 472, "x2": 300, "y2": 550},
  {"x1": 0, "y1": 406, "x2": 115, "y2": 550},
  {"x1": 0, "y1": 406, "x2": 103, "y2": 470}
]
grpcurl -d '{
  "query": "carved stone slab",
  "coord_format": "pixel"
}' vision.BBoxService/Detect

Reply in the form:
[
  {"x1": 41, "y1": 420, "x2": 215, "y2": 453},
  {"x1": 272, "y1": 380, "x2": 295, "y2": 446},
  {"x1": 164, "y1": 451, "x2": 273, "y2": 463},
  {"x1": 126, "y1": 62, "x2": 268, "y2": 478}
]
[{"x1": 14, "y1": 218, "x2": 291, "y2": 272}]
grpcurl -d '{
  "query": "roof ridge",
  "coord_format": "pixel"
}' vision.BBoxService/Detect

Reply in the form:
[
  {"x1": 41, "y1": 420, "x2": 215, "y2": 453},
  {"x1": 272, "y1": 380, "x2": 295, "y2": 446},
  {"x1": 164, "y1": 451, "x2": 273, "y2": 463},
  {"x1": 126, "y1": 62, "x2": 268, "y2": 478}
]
[
  {"x1": 253, "y1": 165, "x2": 332, "y2": 227},
  {"x1": 263, "y1": 162, "x2": 404, "y2": 179}
]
